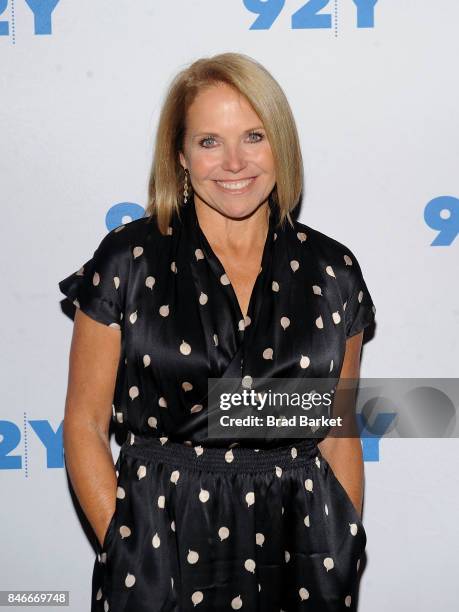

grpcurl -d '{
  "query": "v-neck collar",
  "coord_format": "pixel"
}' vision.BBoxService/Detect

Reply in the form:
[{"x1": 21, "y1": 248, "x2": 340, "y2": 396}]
[{"x1": 187, "y1": 195, "x2": 277, "y2": 327}]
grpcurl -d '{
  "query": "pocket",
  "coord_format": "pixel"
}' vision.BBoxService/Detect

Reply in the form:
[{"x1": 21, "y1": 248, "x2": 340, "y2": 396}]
[
  {"x1": 322, "y1": 456, "x2": 367, "y2": 538},
  {"x1": 101, "y1": 507, "x2": 117, "y2": 553}
]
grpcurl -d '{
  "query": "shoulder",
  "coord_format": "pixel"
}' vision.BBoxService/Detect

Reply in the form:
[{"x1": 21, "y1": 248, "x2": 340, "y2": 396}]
[
  {"x1": 95, "y1": 215, "x2": 164, "y2": 259},
  {"x1": 292, "y1": 219, "x2": 367, "y2": 293}
]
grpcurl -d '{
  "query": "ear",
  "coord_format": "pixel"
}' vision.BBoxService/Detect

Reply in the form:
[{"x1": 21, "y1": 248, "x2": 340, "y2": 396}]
[{"x1": 179, "y1": 151, "x2": 187, "y2": 170}]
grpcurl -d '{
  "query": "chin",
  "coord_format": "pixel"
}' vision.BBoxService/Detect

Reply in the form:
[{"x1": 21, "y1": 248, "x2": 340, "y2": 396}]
[{"x1": 212, "y1": 195, "x2": 268, "y2": 219}]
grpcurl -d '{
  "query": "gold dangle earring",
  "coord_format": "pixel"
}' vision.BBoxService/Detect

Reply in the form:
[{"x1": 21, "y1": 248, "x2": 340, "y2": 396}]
[{"x1": 183, "y1": 169, "x2": 189, "y2": 205}]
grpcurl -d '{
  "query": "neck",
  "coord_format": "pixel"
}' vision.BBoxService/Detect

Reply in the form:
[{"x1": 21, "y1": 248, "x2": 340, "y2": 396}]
[{"x1": 193, "y1": 196, "x2": 270, "y2": 256}]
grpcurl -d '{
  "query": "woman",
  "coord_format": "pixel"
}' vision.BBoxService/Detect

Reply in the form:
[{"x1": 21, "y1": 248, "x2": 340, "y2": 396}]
[{"x1": 59, "y1": 52, "x2": 376, "y2": 611}]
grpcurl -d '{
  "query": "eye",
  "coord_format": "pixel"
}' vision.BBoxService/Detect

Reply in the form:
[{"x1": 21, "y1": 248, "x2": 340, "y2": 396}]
[
  {"x1": 199, "y1": 136, "x2": 217, "y2": 148},
  {"x1": 247, "y1": 131, "x2": 264, "y2": 143}
]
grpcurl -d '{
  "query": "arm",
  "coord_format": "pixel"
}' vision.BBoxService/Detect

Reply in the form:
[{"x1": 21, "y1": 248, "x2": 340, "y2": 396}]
[
  {"x1": 317, "y1": 330, "x2": 365, "y2": 517},
  {"x1": 63, "y1": 307, "x2": 121, "y2": 548}
]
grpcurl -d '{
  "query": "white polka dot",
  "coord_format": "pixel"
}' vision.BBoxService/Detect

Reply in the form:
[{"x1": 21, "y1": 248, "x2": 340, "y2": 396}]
[
  {"x1": 280, "y1": 316, "x2": 290, "y2": 330},
  {"x1": 242, "y1": 375, "x2": 253, "y2": 389},
  {"x1": 125, "y1": 572, "x2": 136, "y2": 587},
  {"x1": 180, "y1": 340, "x2": 192, "y2": 355},
  {"x1": 129, "y1": 310, "x2": 138, "y2": 324},
  {"x1": 218, "y1": 526, "x2": 230, "y2": 541},
  {"x1": 170, "y1": 470, "x2": 180, "y2": 484},
  {"x1": 323, "y1": 557, "x2": 334, "y2": 571},
  {"x1": 145, "y1": 276, "x2": 155, "y2": 289},
  {"x1": 159, "y1": 304, "x2": 169, "y2": 317},
  {"x1": 199, "y1": 488, "x2": 210, "y2": 503},
  {"x1": 245, "y1": 492, "x2": 255, "y2": 507},
  {"x1": 152, "y1": 533, "x2": 161, "y2": 548},
  {"x1": 187, "y1": 549, "x2": 199, "y2": 564},
  {"x1": 129, "y1": 386, "x2": 139, "y2": 400},
  {"x1": 299, "y1": 587, "x2": 309, "y2": 600},
  {"x1": 191, "y1": 591, "x2": 204, "y2": 606}
]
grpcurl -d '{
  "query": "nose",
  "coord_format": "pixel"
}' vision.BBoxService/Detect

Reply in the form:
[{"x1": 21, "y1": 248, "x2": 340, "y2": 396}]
[{"x1": 221, "y1": 143, "x2": 247, "y2": 174}]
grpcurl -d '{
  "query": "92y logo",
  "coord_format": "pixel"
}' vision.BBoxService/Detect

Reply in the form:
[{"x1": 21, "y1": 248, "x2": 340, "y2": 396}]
[
  {"x1": 243, "y1": 0, "x2": 379, "y2": 30},
  {"x1": 0, "y1": 0, "x2": 61, "y2": 37}
]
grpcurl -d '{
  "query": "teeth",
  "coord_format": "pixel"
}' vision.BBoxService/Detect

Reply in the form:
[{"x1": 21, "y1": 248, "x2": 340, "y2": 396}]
[{"x1": 217, "y1": 178, "x2": 253, "y2": 190}]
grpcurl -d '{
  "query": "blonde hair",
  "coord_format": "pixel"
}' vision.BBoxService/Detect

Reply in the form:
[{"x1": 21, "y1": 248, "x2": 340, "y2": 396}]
[{"x1": 145, "y1": 52, "x2": 303, "y2": 235}]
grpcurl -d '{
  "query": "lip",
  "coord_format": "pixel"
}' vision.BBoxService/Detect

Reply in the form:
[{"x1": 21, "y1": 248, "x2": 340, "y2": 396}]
[{"x1": 214, "y1": 176, "x2": 257, "y2": 195}]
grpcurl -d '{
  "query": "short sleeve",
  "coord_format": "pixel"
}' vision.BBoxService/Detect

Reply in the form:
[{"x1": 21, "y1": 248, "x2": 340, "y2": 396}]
[
  {"x1": 343, "y1": 250, "x2": 377, "y2": 338},
  {"x1": 58, "y1": 228, "x2": 128, "y2": 329}
]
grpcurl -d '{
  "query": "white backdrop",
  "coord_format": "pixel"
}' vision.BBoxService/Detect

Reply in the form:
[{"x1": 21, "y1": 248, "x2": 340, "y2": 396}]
[{"x1": 1, "y1": 1, "x2": 458, "y2": 610}]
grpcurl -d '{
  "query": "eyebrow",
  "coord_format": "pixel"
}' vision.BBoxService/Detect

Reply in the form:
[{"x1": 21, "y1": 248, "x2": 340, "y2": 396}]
[{"x1": 191, "y1": 126, "x2": 265, "y2": 139}]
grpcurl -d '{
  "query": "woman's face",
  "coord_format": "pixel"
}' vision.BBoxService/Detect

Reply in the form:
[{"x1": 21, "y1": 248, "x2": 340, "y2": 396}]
[{"x1": 179, "y1": 82, "x2": 276, "y2": 220}]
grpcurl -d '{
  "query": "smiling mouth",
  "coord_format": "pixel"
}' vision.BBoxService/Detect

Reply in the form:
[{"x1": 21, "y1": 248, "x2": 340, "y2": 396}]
[{"x1": 215, "y1": 177, "x2": 256, "y2": 191}]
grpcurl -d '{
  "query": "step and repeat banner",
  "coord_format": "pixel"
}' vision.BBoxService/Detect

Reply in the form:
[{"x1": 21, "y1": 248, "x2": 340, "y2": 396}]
[{"x1": 1, "y1": 1, "x2": 458, "y2": 610}]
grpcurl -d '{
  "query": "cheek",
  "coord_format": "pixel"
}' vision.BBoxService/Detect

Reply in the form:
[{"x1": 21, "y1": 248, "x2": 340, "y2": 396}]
[{"x1": 189, "y1": 151, "x2": 219, "y2": 179}]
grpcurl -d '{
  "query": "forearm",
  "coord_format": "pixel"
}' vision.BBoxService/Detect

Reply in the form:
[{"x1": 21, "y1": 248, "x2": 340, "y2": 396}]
[
  {"x1": 63, "y1": 416, "x2": 117, "y2": 547},
  {"x1": 318, "y1": 435, "x2": 365, "y2": 517}
]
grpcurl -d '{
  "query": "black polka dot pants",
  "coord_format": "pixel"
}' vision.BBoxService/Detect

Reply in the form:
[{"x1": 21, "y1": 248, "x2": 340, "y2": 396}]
[{"x1": 91, "y1": 434, "x2": 366, "y2": 611}]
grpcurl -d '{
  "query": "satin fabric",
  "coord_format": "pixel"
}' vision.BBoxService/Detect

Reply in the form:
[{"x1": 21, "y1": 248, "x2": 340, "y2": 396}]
[
  {"x1": 90, "y1": 433, "x2": 367, "y2": 612},
  {"x1": 58, "y1": 195, "x2": 376, "y2": 611},
  {"x1": 58, "y1": 195, "x2": 376, "y2": 447}
]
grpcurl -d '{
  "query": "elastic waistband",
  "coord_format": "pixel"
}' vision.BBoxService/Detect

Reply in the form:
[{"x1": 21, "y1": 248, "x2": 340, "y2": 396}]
[{"x1": 120, "y1": 431, "x2": 319, "y2": 474}]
